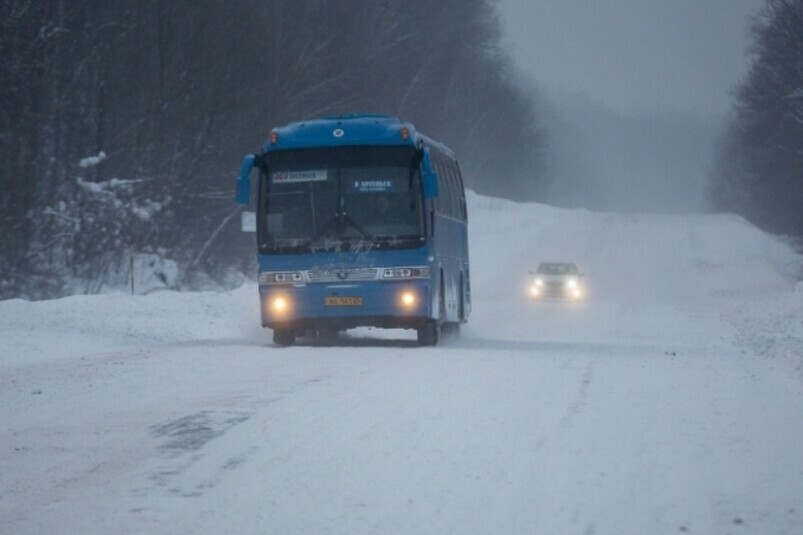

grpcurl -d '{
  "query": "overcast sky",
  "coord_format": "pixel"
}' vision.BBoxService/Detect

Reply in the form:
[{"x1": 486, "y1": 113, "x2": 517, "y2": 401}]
[{"x1": 497, "y1": 0, "x2": 763, "y2": 116}]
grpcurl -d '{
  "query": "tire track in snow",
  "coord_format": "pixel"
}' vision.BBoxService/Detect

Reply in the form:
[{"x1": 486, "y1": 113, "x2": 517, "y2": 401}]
[{"x1": 560, "y1": 362, "x2": 595, "y2": 428}]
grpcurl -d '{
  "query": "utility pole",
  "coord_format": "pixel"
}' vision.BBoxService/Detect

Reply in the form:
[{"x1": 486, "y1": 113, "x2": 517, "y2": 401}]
[{"x1": 126, "y1": 234, "x2": 135, "y2": 295}]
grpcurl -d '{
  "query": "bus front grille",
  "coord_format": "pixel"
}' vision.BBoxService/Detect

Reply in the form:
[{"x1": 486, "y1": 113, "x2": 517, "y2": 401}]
[{"x1": 306, "y1": 268, "x2": 380, "y2": 282}]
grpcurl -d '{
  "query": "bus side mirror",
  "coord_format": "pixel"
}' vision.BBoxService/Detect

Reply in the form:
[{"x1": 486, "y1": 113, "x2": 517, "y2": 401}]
[
  {"x1": 241, "y1": 210, "x2": 256, "y2": 233},
  {"x1": 236, "y1": 154, "x2": 260, "y2": 205},
  {"x1": 421, "y1": 148, "x2": 439, "y2": 199}
]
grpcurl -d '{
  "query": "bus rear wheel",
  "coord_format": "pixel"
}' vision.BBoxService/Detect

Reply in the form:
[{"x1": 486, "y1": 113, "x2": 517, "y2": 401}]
[
  {"x1": 441, "y1": 322, "x2": 460, "y2": 338},
  {"x1": 273, "y1": 327, "x2": 296, "y2": 347}
]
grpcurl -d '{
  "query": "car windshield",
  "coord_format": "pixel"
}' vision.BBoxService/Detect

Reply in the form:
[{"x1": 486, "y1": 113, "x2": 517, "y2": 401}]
[
  {"x1": 258, "y1": 146, "x2": 424, "y2": 253},
  {"x1": 537, "y1": 263, "x2": 579, "y2": 275}
]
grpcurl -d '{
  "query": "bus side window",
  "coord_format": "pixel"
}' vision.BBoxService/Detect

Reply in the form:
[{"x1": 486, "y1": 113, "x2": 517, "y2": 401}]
[
  {"x1": 444, "y1": 160, "x2": 457, "y2": 219},
  {"x1": 453, "y1": 163, "x2": 465, "y2": 221},
  {"x1": 434, "y1": 159, "x2": 445, "y2": 216},
  {"x1": 429, "y1": 198, "x2": 436, "y2": 236},
  {"x1": 455, "y1": 163, "x2": 467, "y2": 221},
  {"x1": 448, "y1": 162, "x2": 459, "y2": 219},
  {"x1": 434, "y1": 153, "x2": 451, "y2": 218}
]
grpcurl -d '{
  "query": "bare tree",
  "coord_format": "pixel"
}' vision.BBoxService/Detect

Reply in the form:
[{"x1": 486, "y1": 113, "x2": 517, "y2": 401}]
[{"x1": 710, "y1": 0, "x2": 803, "y2": 237}]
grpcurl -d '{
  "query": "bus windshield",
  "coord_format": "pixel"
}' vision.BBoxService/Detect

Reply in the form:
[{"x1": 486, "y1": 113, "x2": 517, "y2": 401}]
[{"x1": 258, "y1": 146, "x2": 425, "y2": 254}]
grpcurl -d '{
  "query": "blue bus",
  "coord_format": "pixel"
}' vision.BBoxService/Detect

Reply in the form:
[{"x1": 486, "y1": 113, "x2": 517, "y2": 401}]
[{"x1": 235, "y1": 114, "x2": 470, "y2": 346}]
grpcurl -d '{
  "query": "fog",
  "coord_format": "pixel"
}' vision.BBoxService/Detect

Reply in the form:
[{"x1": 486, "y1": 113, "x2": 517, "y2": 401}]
[
  {"x1": 540, "y1": 91, "x2": 723, "y2": 213},
  {"x1": 497, "y1": 0, "x2": 762, "y2": 213}
]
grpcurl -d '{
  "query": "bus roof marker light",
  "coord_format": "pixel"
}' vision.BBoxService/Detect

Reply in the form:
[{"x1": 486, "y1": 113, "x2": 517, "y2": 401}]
[
  {"x1": 401, "y1": 127, "x2": 409, "y2": 140},
  {"x1": 269, "y1": 131, "x2": 278, "y2": 144}
]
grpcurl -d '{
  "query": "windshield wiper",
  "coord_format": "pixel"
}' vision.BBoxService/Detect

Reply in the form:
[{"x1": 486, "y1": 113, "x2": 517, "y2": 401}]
[
  {"x1": 310, "y1": 216, "x2": 337, "y2": 241},
  {"x1": 342, "y1": 213, "x2": 375, "y2": 242}
]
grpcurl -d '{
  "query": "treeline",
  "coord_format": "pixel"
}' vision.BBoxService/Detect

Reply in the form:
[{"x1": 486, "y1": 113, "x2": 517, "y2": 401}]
[
  {"x1": 710, "y1": 0, "x2": 803, "y2": 238},
  {"x1": 0, "y1": 0, "x2": 546, "y2": 299}
]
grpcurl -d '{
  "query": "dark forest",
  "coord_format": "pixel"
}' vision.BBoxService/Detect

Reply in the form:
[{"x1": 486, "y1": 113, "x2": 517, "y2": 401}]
[
  {"x1": 709, "y1": 0, "x2": 803, "y2": 239},
  {"x1": 0, "y1": 0, "x2": 546, "y2": 299}
]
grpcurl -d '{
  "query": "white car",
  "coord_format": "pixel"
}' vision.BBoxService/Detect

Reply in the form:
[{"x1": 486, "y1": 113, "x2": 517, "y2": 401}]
[{"x1": 529, "y1": 262, "x2": 584, "y2": 300}]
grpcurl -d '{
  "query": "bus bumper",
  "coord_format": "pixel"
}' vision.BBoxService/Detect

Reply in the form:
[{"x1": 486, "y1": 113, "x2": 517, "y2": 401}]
[{"x1": 259, "y1": 280, "x2": 433, "y2": 330}]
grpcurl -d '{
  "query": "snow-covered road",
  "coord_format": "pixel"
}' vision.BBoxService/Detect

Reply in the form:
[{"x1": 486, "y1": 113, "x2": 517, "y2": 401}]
[{"x1": 2, "y1": 194, "x2": 802, "y2": 534}]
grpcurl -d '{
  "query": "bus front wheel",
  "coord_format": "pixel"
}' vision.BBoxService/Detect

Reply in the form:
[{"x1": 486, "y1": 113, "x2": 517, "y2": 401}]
[
  {"x1": 419, "y1": 276, "x2": 445, "y2": 346},
  {"x1": 273, "y1": 327, "x2": 296, "y2": 347},
  {"x1": 417, "y1": 320, "x2": 439, "y2": 346}
]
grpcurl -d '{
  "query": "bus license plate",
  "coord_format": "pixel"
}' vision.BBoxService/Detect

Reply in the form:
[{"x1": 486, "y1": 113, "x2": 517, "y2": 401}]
[{"x1": 324, "y1": 296, "x2": 363, "y2": 306}]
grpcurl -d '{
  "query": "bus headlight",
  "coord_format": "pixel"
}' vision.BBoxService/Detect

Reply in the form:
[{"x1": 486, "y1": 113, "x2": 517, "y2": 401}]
[
  {"x1": 566, "y1": 278, "x2": 578, "y2": 289},
  {"x1": 268, "y1": 295, "x2": 291, "y2": 315},
  {"x1": 399, "y1": 291, "x2": 417, "y2": 309}
]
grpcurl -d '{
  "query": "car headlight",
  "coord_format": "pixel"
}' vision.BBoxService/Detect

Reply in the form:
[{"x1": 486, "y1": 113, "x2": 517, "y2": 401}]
[
  {"x1": 535, "y1": 278, "x2": 544, "y2": 287},
  {"x1": 565, "y1": 278, "x2": 578, "y2": 289}
]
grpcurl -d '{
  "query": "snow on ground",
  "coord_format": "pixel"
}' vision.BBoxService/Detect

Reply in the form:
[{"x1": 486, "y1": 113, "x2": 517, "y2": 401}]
[{"x1": 1, "y1": 193, "x2": 802, "y2": 534}]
